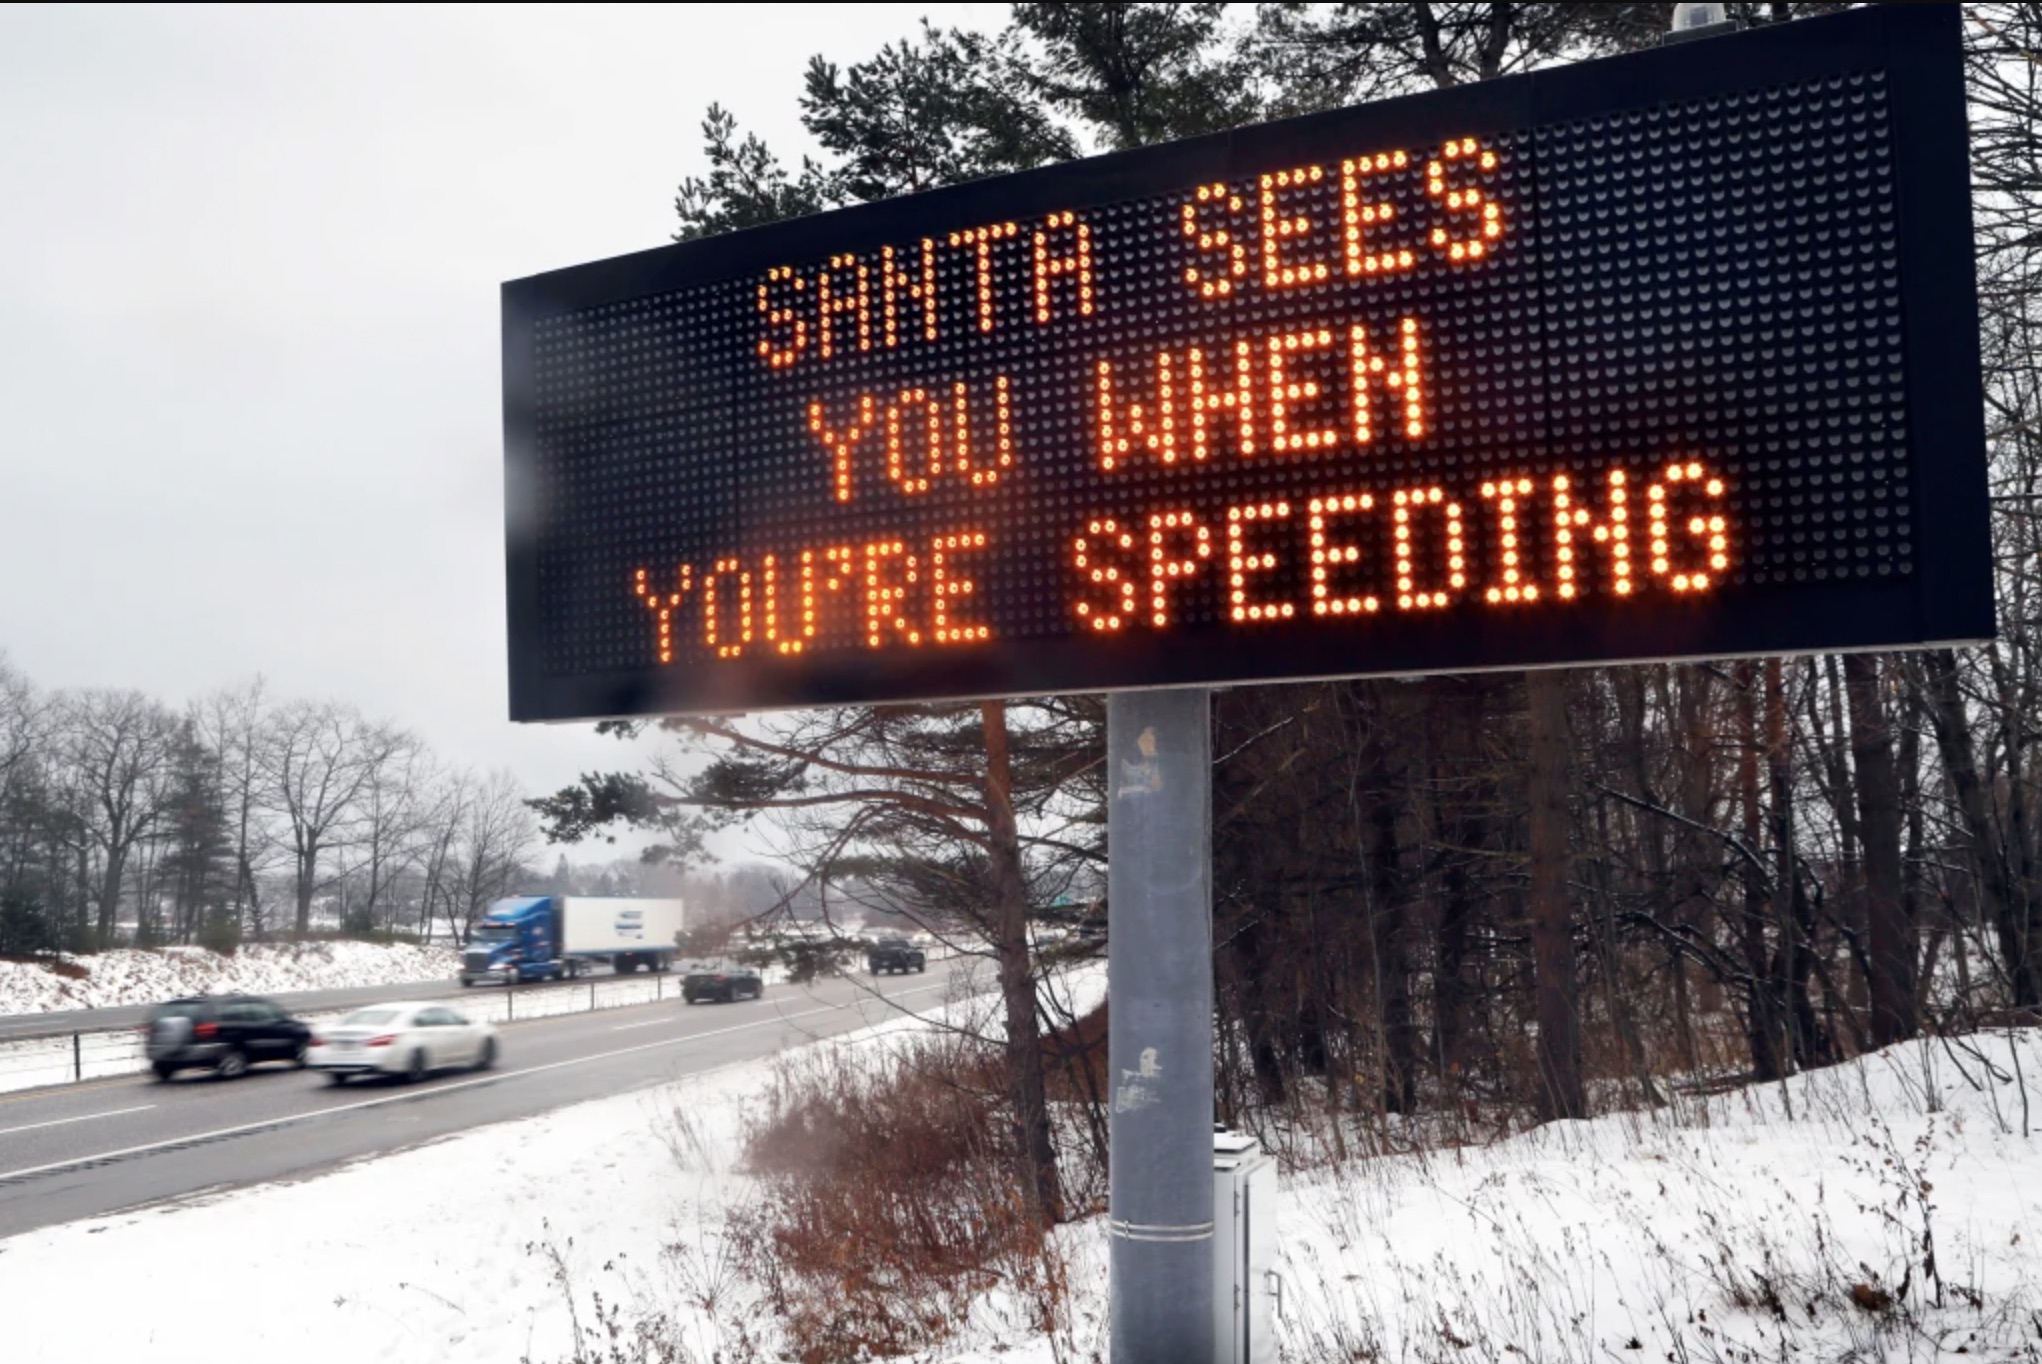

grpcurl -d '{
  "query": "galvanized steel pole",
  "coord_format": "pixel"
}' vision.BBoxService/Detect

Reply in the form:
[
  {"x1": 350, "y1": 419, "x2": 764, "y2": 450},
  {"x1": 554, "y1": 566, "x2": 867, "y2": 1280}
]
[{"x1": 1107, "y1": 687, "x2": 1215, "y2": 1362}]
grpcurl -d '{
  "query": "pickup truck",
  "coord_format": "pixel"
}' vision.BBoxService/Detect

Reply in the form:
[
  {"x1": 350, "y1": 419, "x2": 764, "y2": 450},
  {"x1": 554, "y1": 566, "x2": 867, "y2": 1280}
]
[{"x1": 866, "y1": 937, "x2": 927, "y2": 975}]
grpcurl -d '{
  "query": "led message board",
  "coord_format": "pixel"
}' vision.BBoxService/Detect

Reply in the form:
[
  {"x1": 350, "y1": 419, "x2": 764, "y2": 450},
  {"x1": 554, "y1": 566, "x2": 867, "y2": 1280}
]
[{"x1": 503, "y1": 3, "x2": 1988, "y2": 721}]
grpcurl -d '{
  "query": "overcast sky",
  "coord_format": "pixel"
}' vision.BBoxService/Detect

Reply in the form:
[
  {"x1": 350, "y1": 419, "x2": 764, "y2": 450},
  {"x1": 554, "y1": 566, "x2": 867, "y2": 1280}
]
[{"x1": 0, "y1": 2, "x2": 1000, "y2": 857}]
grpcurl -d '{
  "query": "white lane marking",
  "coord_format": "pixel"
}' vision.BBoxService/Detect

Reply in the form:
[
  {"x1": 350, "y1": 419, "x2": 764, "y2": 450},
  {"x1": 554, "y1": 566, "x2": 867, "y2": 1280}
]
[
  {"x1": 611, "y1": 1000, "x2": 759, "y2": 1030},
  {"x1": 0, "y1": 1104, "x2": 156, "y2": 1139},
  {"x1": 0, "y1": 981, "x2": 952, "y2": 1183}
]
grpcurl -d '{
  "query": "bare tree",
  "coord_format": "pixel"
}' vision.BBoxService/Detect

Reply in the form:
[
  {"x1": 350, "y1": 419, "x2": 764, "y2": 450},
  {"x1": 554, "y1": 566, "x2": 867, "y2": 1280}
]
[
  {"x1": 414, "y1": 770, "x2": 470, "y2": 945},
  {"x1": 59, "y1": 688, "x2": 177, "y2": 944},
  {"x1": 196, "y1": 679, "x2": 276, "y2": 941},
  {"x1": 0, "y1": 655, "x2": 40, "y2": 795},
  {"x1": 260, "y1": 699, "x2": 390, "y2": 938},
  {"x1": 0, "y1": 657, "x2": 61, "y2": 954},
  {"x1": 337, "y1": 730, "x2": 428, "y2": 934},
  {"x1": 445, "y1": 770, "x2": 537, "y2": 939}
]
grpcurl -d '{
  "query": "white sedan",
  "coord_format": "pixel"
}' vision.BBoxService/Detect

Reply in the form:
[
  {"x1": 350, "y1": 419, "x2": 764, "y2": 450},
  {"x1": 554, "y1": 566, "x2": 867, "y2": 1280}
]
[{"x1": 307, "y1": 1003, "x2": 498, "y2": 1085}]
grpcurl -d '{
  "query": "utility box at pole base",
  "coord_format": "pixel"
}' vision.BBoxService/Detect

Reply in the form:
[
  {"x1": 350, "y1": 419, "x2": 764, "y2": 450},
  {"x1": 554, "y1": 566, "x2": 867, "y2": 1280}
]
[{"x1": 1213, "y1": 1130, "x2": 1280, "y2": 1364}]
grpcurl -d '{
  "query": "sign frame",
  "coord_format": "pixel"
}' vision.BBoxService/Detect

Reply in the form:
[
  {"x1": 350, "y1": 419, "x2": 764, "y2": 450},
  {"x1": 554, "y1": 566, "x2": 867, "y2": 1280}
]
[{"x1": 503, "y1": 3, "x2": 1989, "y2": 722}]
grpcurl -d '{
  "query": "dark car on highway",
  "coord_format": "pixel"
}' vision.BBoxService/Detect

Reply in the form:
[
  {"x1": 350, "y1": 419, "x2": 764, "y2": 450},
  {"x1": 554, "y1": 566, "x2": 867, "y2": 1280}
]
[
  {"x1": 682, "y1": 961, "x2": 763, "y2": 1004},
  {"x1": 143, "y1": 994, "x2": 313, "y2": 1081},
  {"x1": 866, "y1": 937, "x2": 926, "y2": 974}
]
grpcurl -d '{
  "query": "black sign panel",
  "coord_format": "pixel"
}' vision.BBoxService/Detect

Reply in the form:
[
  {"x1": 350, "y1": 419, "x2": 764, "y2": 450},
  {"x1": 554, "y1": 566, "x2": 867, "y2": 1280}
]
[{"x1": 503, "y1": 4, "x2": 1988, "y2": 722}]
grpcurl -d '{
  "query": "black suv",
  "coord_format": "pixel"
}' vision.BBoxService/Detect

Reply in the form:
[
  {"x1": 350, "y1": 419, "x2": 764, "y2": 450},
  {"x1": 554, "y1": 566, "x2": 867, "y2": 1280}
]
[
  {"x1": 682, "y1": 961, "x2": 764, "y2": 1004},
  {"x1": 866, "y1": 937, "x2": 926, "y2": 974},
  {"x1": 143, "y1": 995, "x2": 313, "y2": 1081}
]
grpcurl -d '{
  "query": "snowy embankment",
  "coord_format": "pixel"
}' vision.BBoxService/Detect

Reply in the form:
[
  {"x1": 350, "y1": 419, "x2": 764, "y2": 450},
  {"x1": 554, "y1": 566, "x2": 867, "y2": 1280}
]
[
  {"x1": 3, "y1": 977, "x2": 2037, "y2": 1363},
  {"x1": 1270, "y1": 1036, "x2": 2042, "y2": 1361},
  {"x1": 0, "y1": 942, "x2": 461, "y2": 1015}
]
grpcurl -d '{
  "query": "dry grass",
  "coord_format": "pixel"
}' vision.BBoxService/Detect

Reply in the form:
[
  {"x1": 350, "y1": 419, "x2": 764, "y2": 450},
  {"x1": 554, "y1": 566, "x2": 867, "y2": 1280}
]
[{"x1": 733, "y1": 1029, "x2": 1080, "y2": 1363}]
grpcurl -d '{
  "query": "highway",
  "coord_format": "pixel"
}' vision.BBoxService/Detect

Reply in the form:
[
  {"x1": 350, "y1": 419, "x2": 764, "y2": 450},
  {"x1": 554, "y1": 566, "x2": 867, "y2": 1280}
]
[
  {"x1": 0, "y1": 961, "x2": 970, "y2": 1240},
  {"x1": 0, "y1": 974, "x2": 513, "y2": 1042}
]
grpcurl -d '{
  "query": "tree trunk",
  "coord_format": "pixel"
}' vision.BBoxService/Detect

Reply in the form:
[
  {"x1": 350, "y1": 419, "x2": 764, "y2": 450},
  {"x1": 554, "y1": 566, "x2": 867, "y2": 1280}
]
[
  {"x1": 96, "y1": 846, "x2": 125, "y2": 945},
  {"x1": 1923, "y1": 649, "x2": 2031, "y2": 1005},
  {"x1": 1736, "y1": 663, "x2": 1784, "y2": 1080},
  {"x1": 1845, "y1": 653, "x2": 1915, "y2": 1046},
  {"x1": 1425, "y1": 683, "x2": 1480, "y2": 1086},
  {"x1": 1668, "y1": 666, "x2": 1718, "y2": 1070},
  {"x1": 1526, "y1": 670, "x2": 1584, "y2": 1121},
  {"x1": 1819, "y1": 654, "x2": 1867, "y2": 1010},
  {"x1": 1364, "y1": 793, "x2": 1417, "y2": 1114},
  {"x1": 1764, "y1": 660, "x2": 1810, "y2": 1067},
  {"x1": 1987, "y1": 643, "x2": 2042, "y2": 1012},
  {"x1": 981, "y1": 700, "x2": 1063, "y2": 1227},
  {"x1": 294, "y1": 843, "x2": 317, "y2": 938},
  {"x1": 1898, "y1": 666, "x2": 1929, "y2": 1026}
]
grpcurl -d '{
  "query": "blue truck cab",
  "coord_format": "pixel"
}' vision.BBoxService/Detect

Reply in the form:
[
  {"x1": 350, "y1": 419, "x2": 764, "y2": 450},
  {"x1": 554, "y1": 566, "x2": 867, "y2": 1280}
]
[{"x1": 460, "y1": 896, "x2": 683, "y2": 986}]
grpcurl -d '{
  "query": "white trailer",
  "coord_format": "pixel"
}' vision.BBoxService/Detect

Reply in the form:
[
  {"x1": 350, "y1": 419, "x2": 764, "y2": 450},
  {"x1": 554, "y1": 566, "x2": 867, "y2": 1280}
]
[{"x1": 558, "y1": 897, "x2": 684, "y2": 973}]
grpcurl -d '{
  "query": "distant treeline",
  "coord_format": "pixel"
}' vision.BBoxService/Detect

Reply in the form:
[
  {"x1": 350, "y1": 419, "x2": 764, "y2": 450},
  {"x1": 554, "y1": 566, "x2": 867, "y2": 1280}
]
[{"x1": 0, "y1": 667, "x2": 535, "y2": 954}]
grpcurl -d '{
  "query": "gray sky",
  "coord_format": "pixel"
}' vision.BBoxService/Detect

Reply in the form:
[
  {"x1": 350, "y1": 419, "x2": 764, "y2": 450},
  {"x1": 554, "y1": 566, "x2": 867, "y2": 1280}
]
[{"x1": 0, "y1": 2, "x2": 998, "y2": 854}]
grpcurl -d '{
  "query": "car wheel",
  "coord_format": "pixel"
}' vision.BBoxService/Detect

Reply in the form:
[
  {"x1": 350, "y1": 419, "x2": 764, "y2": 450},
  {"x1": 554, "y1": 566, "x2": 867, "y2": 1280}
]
[
  {"x1": 405, "y1": 1049, "x2": 428, "y2": 1084},
  {"x1": 215, "y1": 1048, "x2": 248, "y2": 1081},
  {"x1": 474, "y1": 1038, "x2": 497, "y2": 1072},
  {"x1": 683, "y1": 993, "x2": 697, "y2": 1005},
  {"x1": 152, "y1": 1062, "x2": 177, "y2": 1082},
  {"x1": 327, "y1": 1072, "x2": 350, "y2": 1087},
  {"x1": 292, "y1": 1044, "x2": 309, "y2": 1069}
]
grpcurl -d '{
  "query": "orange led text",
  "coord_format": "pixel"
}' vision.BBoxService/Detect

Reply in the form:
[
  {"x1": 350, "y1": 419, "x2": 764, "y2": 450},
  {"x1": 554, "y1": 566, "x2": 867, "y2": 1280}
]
[{"x1": 635, "y1": 529, "x2": 995, "y2": 663}]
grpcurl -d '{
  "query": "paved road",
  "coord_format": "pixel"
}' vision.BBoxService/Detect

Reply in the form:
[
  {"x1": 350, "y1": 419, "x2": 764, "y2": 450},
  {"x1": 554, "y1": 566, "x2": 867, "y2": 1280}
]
[{"x1": 0, "y1": 961, "x2": 972, "y2": 1240}]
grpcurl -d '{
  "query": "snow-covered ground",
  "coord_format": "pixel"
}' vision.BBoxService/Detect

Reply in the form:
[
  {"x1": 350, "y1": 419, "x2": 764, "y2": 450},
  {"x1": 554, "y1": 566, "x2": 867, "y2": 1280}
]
[
  {"x1": 4, "y1": 975, "x2": 2037, "y2": 1363},
  {"x1": 0, "y1": 941, "x2": 460, "y2": 1014},
  {"x1": 1269, "y1": 1035, "x2": 2042, "y2": 1361}
]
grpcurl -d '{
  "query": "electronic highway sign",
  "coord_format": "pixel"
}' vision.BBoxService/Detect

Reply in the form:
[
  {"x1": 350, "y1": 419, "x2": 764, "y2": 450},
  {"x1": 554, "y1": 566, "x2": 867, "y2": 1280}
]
[{"x1": 503, "y1": 3, "x2": 1988, "y2": 721}]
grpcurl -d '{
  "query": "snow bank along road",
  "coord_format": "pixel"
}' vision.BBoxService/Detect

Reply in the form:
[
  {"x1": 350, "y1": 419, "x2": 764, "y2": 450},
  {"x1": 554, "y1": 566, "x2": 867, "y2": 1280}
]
[
  {"x1": 0, "y1": 962, "x2": 966, "y2": 1240},
  {"x1": 0, "y1": 976, "x2": 475, "y2": 1042}
]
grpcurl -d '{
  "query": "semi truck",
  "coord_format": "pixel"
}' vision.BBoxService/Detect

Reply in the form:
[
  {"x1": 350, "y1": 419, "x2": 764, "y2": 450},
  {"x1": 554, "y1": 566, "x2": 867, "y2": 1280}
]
[{"x1": 460, "y1": 896, "x2": 684, "y2": 986}]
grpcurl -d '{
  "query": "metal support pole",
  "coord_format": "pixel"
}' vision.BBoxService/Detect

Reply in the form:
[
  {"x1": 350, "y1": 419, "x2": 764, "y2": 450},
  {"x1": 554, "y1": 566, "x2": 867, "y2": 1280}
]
[
  {"x1": 73, "y1": 1032, "x2": 81, "y2": 1083},
  {"x1": 1107, "y1": 687, "x2": 1215, "y2": 1363}
]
